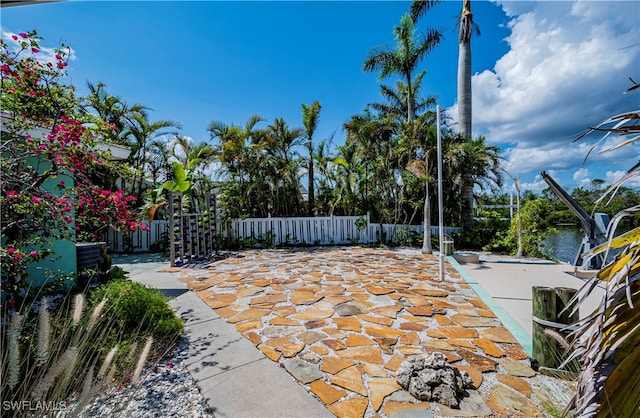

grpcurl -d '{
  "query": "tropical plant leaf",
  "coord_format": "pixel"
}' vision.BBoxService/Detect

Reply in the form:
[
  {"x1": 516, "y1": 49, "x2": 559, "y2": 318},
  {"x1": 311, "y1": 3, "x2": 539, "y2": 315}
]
[
  {"x1": 332, "y1": 156, "x2": 349, "y2": 169},
  {"x1": 172, "y1": 161, "x2": 188, "y2": 182},
  {"x1": 596, "y1": 246, "x2": 637, "y2": 282},
  {"x1": 586, "y1": 226, "x2": 640, "y2": 257},
  {"x1": 162, "y1": 162, "x2": 191, "y2": 193}
]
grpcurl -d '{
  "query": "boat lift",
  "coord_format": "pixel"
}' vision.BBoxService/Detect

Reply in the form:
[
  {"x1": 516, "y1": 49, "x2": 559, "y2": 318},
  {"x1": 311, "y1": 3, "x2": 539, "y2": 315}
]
[{"x1": 540, "y1": 171, "x2": 610, "y2": 270}]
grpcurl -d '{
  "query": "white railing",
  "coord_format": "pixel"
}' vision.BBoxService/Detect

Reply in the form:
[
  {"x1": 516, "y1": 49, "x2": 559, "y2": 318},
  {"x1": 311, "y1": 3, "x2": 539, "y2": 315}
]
[
  {"x1": 228, "y1": 215, "x2": 369, "y2": 246},
  {"x1": 106, "y1": 216, "x2": 460, "y2": 252}
]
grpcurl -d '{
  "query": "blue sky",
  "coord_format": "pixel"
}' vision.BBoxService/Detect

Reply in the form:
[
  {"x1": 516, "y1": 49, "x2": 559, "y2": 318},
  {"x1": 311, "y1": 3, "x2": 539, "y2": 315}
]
[{"x1": 2, "y1": 0, "x2": 639, "y2": 195}]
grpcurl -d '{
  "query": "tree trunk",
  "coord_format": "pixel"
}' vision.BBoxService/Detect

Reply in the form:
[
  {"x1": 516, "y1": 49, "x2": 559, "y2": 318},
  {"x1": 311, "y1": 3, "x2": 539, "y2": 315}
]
[
  {"x1": 514, "y1": 177, "x2": 523, "y2": 257},
  {"x1": 459, "y1": 0, "x2": 474, "y2": 229},
  {"x1": 308, "y1": 142, "x2": 314, "y2": 216},
  {"x1": 407, "y1": 96, "x2": 416, "y2": 123},
  {"x1": 422, "y1": 178, "x2": 433, "y2": 254}
]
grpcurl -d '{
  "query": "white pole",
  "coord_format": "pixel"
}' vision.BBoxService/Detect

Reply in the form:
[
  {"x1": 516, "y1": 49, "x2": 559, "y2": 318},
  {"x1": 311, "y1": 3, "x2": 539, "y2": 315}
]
[{"x1": 437, "y1": 106, "x2": 445, "y2": 281}]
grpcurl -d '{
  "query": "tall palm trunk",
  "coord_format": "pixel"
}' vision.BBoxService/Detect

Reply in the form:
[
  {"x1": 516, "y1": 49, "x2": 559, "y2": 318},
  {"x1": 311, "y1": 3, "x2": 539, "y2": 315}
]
[
  {"x1": 407, "y1": 73, "x2": 416, "y2": 123},
  {"x1": 422, "y1": 161, "x2": 432, "y2": 254},
  {"x1": 458, "y1": 0, "x2": 474, "y2": 229},
  {"x1": 302, "y1": 101, "x2": 321, "y2": 216}
]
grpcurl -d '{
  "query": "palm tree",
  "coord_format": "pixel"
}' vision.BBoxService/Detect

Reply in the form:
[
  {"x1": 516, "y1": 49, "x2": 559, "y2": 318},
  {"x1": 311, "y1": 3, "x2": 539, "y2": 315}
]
[
  {"x1": 313, "y1": 134, "x2": 338, "y2": 215},
  {"x1": 302, "y1": 101, "x2": 322, "y2": 216},
  {"x1": 363, "y1": 12, "x2": 442, "y2": 123},
  {"x1": 564, "y1": 79, "x2": 640, "y2": 417},
  {"x1": 344, "y1": 109, "x2": 405, "y2": 240},
  {"x1": 170, "y1": 135, "x2": 216, "y2": 212},
  {"x1": 83, "y1": 82, "x2": 147, "y2": 143},
  {"x1": 263, "y1": 118, "x2": 305, "y2": 216},
  {"x1": 458, "y1": 0, "x2": 480, "y2": 229},
  {"x1": 125, "y1": 112, "x2": 182, "y2": 202},
  {"x1": 457, "y1": 0, "x2": 475, "y2": 141},
  {"x1": 369, "y1": 71, "x2": 440, "y2": 249},
  {"x1": 370, "y1": 70, "x2": 437, "y2": 124},
  {"x1": 209, "y1": 115, "x2": 264, "y2": 217},
  {"x1": 330, "y1": 142, "x2": 362, "y2": 216},
  {"x1": 405, "y1": 118, "x2": 437, "y2": 253},
  {"x1": 146, "y1": 139, "x2": 173, "y2": 185},
  {"x1": 411, "y1": 0, "x2": 479, "y2": 229},
  {"x1": 365, "y1": 9, "x2": 442, "y2": 244}
]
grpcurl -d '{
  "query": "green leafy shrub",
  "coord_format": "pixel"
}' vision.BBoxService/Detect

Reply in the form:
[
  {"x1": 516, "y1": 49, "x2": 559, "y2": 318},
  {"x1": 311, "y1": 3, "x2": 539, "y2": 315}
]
[
  {"x1": 101, "y1": 265, "x2": 127, "y2": 283},
  {"x1": 482, "y1": 199, "x2": 556, "y2": 258},
  {"x1": 455, "y1": 213, "x2": 510, "y2": 250},
  {"x1": 88, "y1": 279, "x2": 183, "y2": 341}
]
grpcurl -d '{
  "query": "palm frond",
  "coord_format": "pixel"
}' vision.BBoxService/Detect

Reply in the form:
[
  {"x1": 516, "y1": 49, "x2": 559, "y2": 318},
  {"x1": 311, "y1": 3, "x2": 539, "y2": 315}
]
[
  {"x1": 409, "y1": 0, "x2": 441, "y2": 23},
  {"x1": 566, "y1": 78, "x2": 640, "y2": 416}
]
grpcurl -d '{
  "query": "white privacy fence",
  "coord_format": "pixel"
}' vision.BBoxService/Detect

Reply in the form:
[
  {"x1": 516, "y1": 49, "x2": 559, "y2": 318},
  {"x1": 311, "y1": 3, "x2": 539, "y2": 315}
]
[
  {"x1": 105, "y1": 220, "x2": 168, "y2": 253},
  {"x1": 106, "y1": 215, "x2": 460, "y2": 252}
]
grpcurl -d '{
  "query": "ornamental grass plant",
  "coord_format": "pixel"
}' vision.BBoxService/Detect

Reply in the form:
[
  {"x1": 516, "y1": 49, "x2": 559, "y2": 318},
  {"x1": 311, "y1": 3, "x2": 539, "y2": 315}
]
[{"x1": 0, "y1": 277, "x2": 183, "y2": 417}]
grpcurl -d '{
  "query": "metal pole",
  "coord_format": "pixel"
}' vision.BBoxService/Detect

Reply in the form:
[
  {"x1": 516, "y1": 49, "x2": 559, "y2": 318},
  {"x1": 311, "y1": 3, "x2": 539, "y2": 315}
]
[{"x1": 437, "y1": 106, "x2": 445, "y2": 281}]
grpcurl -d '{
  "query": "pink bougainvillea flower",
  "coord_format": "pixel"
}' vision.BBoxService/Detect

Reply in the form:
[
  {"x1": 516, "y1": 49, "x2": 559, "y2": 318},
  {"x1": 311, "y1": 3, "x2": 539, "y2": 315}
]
[
  {"x1": 55, "y1": 54, "x2": 62, "y2": 60},
  {"x1": 7, "y1": 247, "x2": 16, "y2": 254},
  {"x1": 19, "y1": 32, "x2": 28, "y2": 39},
  {"x1": 6, "y1": 190, "x2": 18, "y2": 197},
  {"x1": 11, "y1": 35, "x2": 18, "y2": 40},
  {"x1": 30, "y1": 250, "x2": 39, "y2": 257},
  {"x1": 31, "y1": 196, "x2": 42, "y2": 204},
  {"x1": 64, "y1": 216, "x2": 73, "y2": 224},
  {"x1": 31, "y1": 48, "x2": 39, "y2": 53}
]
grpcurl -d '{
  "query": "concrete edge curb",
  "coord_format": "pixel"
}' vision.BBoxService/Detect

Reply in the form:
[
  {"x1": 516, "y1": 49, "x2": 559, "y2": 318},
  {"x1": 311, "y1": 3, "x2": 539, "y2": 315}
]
[{"x1": 447, "y1": 256, "x2": 533, "y2": 356}]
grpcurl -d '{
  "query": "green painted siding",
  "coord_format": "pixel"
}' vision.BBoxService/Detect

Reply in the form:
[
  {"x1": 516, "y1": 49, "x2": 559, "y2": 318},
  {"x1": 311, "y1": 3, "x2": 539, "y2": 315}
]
[{"x1": 23, "y1": 157, "x2": 77, "y2": 289}]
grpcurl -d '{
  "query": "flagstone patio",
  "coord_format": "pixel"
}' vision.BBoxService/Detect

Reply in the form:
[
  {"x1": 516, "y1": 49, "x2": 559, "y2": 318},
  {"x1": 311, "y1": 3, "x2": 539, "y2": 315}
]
[{"x1": 175, "y1": 247, "x2": 573, "y2": 417}]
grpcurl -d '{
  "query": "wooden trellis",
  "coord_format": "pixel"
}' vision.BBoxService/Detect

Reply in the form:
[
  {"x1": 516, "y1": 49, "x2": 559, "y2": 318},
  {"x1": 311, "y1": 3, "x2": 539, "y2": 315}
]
[{"x1": 168, "y1": 192, "x2": 217, "y2": 267}]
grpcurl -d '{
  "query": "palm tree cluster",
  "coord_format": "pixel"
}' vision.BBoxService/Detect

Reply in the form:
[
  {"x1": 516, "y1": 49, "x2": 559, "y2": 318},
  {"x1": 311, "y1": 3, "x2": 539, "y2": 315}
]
[
  {"x1": 81, "y1": 1, "x2": 502, "y2": 239},
  {"x1": 83, "y1": 82, "x2": 182, "y2": 203},
  {"x1": 208, "y1": 115, "x2": 306, "y2": 218}
]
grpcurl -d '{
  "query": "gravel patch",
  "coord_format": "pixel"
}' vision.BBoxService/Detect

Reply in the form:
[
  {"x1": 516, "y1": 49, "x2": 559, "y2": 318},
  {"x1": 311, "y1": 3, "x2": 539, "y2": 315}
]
[{"x1": 64, "y1": 338, "x2": 215, "y2": 418}]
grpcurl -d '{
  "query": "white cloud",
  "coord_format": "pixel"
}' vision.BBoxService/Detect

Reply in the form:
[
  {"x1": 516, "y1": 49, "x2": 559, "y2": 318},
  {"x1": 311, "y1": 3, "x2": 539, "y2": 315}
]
[
  {"x1": 572, "y1": 167, "x2": 592, "y2": 188},
  {"x1": 467, "y1": 1, "x2": 639, "y2": 190},
  {"x1": 501, "y1": 140, "x2": 596, "y2": 178}
]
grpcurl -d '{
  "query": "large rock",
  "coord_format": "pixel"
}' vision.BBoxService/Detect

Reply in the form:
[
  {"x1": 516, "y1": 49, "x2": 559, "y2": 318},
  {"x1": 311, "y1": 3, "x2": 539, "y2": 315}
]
[{"x1": 396, "y1": 352, "x2": 473, "y2": 408}]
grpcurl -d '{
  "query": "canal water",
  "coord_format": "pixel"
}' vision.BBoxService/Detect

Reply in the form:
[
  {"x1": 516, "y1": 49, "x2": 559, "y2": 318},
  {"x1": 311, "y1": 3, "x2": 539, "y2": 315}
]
[
  {"x1": 543, "y1": 225, "x2": 622, "y2": 265},
  {"x1": 542, "y1": 226, "x2": 583, "y2": 264}
]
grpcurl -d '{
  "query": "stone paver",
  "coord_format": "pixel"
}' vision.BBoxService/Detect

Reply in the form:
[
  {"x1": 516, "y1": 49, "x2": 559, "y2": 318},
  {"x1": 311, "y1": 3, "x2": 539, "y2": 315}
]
[{"x1": 177, "y1": 247, "x2": 571, "y2": 417}]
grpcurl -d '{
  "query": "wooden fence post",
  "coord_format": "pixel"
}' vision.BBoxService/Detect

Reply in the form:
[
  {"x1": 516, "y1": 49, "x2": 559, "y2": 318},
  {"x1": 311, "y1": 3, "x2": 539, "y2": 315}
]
[
  {"x1": 532, "y1": 286, "x2": 558, "y2": 368},
  {"x1": 532, "y1": 286, "x2": 578, "y2": 370}
]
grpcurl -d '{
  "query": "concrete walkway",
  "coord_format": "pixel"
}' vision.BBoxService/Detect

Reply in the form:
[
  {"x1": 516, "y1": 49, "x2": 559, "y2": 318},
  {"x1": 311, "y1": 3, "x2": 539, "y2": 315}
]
[{"x1": 449, "y1": 255, "x2": 605, "y2": 355}]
